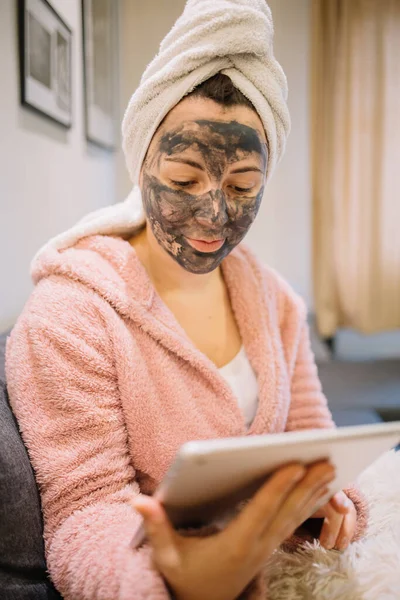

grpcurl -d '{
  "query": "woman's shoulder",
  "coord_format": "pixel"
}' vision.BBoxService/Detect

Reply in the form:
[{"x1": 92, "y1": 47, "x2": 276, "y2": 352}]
[
  {"x1": 12, "y1": 236, "x2": 126, "y2": 354},
  {"x1": 6, "y1": 273, "x2": 119, "y2": 405},
  {"x1": 25, "y1": 273, "x2": 108, "y2": 322},
  {"x1": 9, "y1": 275, "x2": 112, "y2": 360},
  {"x1": 23, "y1": 235, "x2": 139, "y2": 333}
]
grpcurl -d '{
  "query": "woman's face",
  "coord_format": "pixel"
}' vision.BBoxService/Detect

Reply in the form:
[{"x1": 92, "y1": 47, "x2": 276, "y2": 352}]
[{"x1": 139, "y1": 97, "x2": 268, "y2": 274}]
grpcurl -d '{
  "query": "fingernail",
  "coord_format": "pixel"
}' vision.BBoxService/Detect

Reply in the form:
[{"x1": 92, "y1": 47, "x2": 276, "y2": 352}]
[
  {"x1": 132, "y1": 496, "x2": 146, "y2": 509},
  {"x1": 132, "y1": 502, "x2": 147, "y2": 518},
  {"x1": 160, "y1": 546, "x2": 181, "y2": 569},
  {"x1": 324, "y1": 536, "x2": 335, "y2": 549},
  {"x1": 152, "y1": 509, "x2": 165, "y2": 524},
  {"x1": 293, "y1": 467, "x2": 306, "y2": 482}
]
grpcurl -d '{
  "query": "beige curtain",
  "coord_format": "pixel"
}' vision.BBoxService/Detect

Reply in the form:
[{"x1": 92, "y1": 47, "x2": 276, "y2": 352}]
[{"x1": 312, "y1": 0, "x2": 400, "y2": 337}]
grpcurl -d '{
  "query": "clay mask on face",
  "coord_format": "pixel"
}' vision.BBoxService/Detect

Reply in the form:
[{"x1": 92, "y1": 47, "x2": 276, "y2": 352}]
[{"x1": 141, "y1": 119, "x2": 267, "y2": 274}]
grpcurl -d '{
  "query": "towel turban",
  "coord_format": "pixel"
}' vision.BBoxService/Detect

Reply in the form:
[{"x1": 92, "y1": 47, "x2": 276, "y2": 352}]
[{"x1": 121, "y1": 0, "x2": 291, "y2": 185}]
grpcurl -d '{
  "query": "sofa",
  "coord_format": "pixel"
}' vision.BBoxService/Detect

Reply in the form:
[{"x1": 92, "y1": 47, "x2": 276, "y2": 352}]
[{"x1": 0, "y1": 330, "x2": 62, "y2": 599}]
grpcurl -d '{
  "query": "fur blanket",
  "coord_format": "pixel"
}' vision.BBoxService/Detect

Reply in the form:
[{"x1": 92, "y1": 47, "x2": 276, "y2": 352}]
[{"x1": 266, "y1": 450, "x2": 400, "y2": 600}]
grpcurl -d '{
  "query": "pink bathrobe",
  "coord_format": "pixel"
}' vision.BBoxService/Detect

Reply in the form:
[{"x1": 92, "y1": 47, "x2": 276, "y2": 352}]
[{"x1": 6, "y1": 234, "x2": 367, "y2": 600}]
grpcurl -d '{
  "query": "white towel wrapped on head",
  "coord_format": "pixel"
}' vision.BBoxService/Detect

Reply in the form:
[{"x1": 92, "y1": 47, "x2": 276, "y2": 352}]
[
  {"x1": 32, "y1": 0, "x2": 290, "y2": 267},
  {"x1": 122, "y1": 0, "x2": 290, "y2": 184}
]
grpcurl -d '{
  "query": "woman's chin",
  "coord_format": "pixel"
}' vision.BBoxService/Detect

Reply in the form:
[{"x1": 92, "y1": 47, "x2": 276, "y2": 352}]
[{"x1": 172, "y1": 245, "x2": 229, "y2": 275}]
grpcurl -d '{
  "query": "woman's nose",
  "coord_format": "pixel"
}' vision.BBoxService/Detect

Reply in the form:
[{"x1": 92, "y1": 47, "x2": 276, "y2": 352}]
[{"x1": 195, "y1": 190, "x2": 229, "y2": 229}]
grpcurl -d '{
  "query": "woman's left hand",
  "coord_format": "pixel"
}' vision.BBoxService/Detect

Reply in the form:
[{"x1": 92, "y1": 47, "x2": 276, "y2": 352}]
[{"x1": 311, "y1": 491, "x2": 356, "y2": 551}]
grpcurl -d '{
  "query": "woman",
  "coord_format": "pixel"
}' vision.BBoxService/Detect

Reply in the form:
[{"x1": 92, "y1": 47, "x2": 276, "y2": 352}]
[{"x1": 6, "y1": 1, "x2": 367, "y2": 599}]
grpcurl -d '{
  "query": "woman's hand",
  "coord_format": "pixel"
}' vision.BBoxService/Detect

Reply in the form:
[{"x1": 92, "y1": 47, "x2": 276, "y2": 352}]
[
  {"x1": 310, "y1": 491, "x2": 356, "y2": 551},
  {"x1": 132, "y1": 461, "x2": 335, "y2": 600}
]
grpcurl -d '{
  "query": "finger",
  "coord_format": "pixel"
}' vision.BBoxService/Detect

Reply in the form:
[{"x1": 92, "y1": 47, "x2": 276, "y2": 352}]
[
  {"x1": 229, "y1": 464, "x2": 307, "y2": 543},
  {"x1": 311, "y1": 502, "x2": 330, "y2": 518},
  {"x1": 335, "y1": 503, "x2": 357, "y2": 551},
  {"x1": 265, "y1": 463, "x2": 336, "y2": 541},
  {"x1": 312, "y1": 493, "x2": 351, "y2": 519},
  {"x1": 319, "y1": 503, "x2": 344, "y2": 550},
  {"x1": 330, "y1": 491, "x2": 353, "y2": 515},
  {"x1": 294, "y1": 484, "x2": 332, "y2": 526},
  {"x1": 132, "y1": 496, "x2": 181, "y2": 569},
  {"x1": 278, "y1": 461, "x2": 335, "y2": 517}
]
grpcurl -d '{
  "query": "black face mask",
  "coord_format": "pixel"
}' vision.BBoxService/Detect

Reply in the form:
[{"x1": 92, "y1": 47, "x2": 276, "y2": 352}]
[{"x1": 141, "y1": 119, "x2": 268, "y2": 274}]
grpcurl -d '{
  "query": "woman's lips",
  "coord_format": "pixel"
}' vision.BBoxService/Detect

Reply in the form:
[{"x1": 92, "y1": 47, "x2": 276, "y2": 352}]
[{"x1": 185, "y1": 237, "x2": 225, "y2": 253}]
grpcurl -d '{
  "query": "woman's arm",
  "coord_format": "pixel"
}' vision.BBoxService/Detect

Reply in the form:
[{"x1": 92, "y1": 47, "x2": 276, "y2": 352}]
[
  {"x1": 285, "y1": 321, "x2": 334, "y2": 432},
  {"x1": 6, "y1": 278, "x2": 170, "y2": 600},
  {"x1": 285, "y1": 319, "x2": 368, "y2": 542}
]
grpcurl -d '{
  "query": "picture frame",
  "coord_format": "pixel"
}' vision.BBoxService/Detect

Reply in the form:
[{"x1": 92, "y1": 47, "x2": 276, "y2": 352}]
[
  {"x1": 18, "y1": 0, "x2": 72, "y2": 128},
  {"x1": 81, "y1": 0, "x2": 119, "y2": 150}
]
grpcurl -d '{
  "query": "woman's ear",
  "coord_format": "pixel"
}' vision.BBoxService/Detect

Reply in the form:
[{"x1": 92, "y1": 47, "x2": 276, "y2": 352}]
[
  {"x1": 139, "y1": 165, "x2": 144, "y2": 188},
  {"x1": 139, "y1": 151, "x2": 150, "y2": 187}
]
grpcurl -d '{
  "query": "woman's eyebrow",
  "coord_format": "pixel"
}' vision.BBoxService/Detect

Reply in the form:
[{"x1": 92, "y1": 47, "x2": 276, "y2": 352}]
[
  {"x1": 164, "y1": 157, "x2": 263, "y2": 175},
  {"x1": 229, "y1": 166, "x2": 263, "y2": 174},
  {"x1": 164, "y1": 157, "x2": 205, "y2": 170}
]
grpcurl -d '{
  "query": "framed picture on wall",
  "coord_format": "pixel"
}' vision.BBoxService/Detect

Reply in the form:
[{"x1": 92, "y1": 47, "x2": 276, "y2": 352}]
[
  {"x1": 18, "y1": 0, "x2": 72, "y2": 128},
  {"x1": 82, "y1": 0, "x2": 119, "y2": 150}
]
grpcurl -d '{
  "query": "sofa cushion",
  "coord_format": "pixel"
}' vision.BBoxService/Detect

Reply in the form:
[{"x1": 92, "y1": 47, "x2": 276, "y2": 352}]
[
  {"x1": 0, "y1": 331, "x2": 62, "y2": 599},
  {"x1": 0, "y1": 329, "x2": 6, "y2": 382}
]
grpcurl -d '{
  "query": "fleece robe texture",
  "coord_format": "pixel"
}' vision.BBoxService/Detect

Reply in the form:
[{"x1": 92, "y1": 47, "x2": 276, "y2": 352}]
[{"x1": 5, "y1": 235, "x2": 367, "y2": 600}]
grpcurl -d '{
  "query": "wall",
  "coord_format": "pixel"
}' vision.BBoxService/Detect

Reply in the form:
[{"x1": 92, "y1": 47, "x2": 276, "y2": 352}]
[
  {"x1": 248, "y1": 0, "x2": 312, "y2": 307},
  {"x1": 117, "y1": 0, "x2": 313, "y2": 307},
  {"x1": 0, "y1": 0, "x2": 117, "y2": 331},
  {"x1": 116, "y1": 0, "x2": 185, "y2": 201}
]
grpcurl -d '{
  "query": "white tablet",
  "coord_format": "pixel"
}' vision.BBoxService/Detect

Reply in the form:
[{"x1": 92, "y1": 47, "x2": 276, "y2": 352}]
[{"x1": 131, "y1": 422, "x2": 400, "y2": 548}]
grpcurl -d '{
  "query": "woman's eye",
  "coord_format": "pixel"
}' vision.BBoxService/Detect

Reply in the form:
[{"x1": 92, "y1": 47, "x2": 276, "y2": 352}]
[
  {"x1": 231, "y1": 185, "x2": 253, "y2": 193},
  {"x1": 170, "y1": 180, "x2": 196, "y2": 188}
]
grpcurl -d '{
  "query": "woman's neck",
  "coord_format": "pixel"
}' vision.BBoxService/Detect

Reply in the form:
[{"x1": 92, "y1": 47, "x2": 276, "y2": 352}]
[{"x1": 130, "y1": 225, "x2": 223, "y2": 296}]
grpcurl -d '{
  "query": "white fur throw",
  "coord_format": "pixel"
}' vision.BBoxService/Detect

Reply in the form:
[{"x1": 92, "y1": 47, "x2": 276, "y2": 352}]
[{"x1": 265, "y1": 450, "x2": 400, "y2": 599}]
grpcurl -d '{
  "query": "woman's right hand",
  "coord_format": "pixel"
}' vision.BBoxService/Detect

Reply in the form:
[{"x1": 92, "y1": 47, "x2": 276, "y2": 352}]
[{"x1": 132, "y1": 461, "x2": 335, "y2": 600}]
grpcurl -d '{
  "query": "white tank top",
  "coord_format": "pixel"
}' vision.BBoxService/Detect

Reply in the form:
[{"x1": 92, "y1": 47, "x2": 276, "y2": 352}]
[{"x1": 218, "y1": 346, "x2": 259, "y2": 428}]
